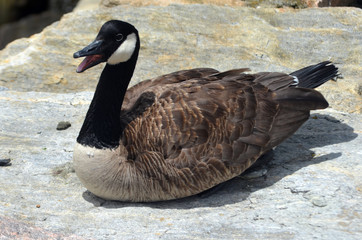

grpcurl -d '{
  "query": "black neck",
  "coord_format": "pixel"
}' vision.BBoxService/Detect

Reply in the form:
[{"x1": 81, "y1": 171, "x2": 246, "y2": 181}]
[{"x1": 77, "y1": 48, "x2": 139, "y2": 149}]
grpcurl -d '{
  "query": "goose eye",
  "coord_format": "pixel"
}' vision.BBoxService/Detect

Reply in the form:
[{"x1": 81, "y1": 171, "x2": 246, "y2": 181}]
[{"x1": 116, "y1": 33, "x2": 123, "y2": 41}]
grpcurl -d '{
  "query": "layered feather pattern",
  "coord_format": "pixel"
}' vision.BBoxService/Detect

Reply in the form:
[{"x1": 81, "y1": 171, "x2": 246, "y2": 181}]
[{"x1": 99, "y1": 66, "x2": 333, "y2": 201}]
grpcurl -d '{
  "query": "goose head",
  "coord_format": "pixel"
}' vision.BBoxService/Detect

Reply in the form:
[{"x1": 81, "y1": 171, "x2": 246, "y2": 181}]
[{"x1": 73, "y1": 20, "x2": 140, "y2": 73}]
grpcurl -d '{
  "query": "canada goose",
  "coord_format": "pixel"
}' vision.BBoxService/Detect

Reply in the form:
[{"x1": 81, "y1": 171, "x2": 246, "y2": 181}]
[{"x1": 73, "y1": 20, "x2": 338, "y2": 202}]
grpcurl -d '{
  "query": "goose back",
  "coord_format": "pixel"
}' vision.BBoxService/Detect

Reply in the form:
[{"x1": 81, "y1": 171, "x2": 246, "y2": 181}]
[{"x1": 109, "y1": 68, "x2": 325, "y2": 201}]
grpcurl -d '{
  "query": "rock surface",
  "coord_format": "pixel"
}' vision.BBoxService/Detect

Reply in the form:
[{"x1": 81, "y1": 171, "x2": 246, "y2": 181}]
[
  {"x1": 0, "y1": 90, "x2": 361, "y2": 239},
  {"x1": 0, "y1": 3, "x2": 361, "y2": 239},
  {"x1": 0, "y1": 5, "x2": 361, "y2": 113},
  {"x1": 100, "y1": 0, "x2": 361, "y2": 8}
]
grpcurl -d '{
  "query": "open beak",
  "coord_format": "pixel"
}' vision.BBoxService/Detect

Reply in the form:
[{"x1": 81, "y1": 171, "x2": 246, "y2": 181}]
[{"x1": 73, "y1": 40, "x2": 105, "y2": 73}]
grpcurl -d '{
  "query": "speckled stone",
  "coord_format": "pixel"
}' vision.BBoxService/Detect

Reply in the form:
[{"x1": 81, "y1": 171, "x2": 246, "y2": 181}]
[
  {"x1": 0, "y1": 90, "x2": 361, "y2": 239},
  {"x1": 0, "y1": 5, "x2": 361, "y2": 113}
]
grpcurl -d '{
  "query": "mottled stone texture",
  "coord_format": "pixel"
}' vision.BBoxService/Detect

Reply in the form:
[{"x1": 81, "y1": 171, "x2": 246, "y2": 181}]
[
  {"x1": 0, "y1": 4, "x2": 361, "y2": 239},
  {"x1": 0, "y1": 5, "x2": 361, "y2": 112},
  {"x1": 100, "y1": 0, "x2": 360, "y2": 8},
  {"x1": 0, "y1": 90, "x2": 361, "y2": 239}
]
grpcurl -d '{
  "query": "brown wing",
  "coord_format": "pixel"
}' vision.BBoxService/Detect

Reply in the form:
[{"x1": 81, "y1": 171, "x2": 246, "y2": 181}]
[
  {"x1": 122, "y1": 69, "x2": 327, "y2": 173},
  {"x1": 123, "y1": 70, "x2": 270, "y2": 167},
  {"x1": 122, "y1": 68, "x2": 219, "y2": 110}
]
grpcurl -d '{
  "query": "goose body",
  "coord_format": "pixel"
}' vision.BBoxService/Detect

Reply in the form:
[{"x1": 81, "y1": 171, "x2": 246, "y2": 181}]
[{"x1": 73, "y1": 20, "x2": 338, "y2": 202}]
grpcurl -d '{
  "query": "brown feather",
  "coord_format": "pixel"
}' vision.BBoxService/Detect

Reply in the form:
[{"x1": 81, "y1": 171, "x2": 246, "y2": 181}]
[
  {"x1": 115, "y1": 68, "x2": 320, "y2": 200},
  {"x1": 76, "y1": 67, "x2": 332, "y2": 201}
]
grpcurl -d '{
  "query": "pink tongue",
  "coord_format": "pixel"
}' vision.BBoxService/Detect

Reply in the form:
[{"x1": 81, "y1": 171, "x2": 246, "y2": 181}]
[{"x1": 76, "y1": 55, "x2": 102, "y2": 73}]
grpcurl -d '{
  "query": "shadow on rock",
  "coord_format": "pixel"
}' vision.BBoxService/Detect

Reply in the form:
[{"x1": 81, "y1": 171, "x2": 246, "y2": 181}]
[{"x1": 82, "y1": 113, "x2": 357, "y2": 209}]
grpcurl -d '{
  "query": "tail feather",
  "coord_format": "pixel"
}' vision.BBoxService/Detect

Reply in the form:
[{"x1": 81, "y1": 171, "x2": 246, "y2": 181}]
[
  {"x1": 290, "y1": 61, "x2": 338, "y2": 89},
  {"x1": 274, "y1": 87, "x2": 329, "y2": 110},
  {"x1": 265, "y1": 61, "x2": 338, "y2": 149},
  {"x1": 272, "y1": 61, "x2": 339, "y2": 111}
]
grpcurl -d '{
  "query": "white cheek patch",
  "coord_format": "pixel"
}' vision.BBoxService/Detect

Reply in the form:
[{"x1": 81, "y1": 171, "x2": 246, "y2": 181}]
[{"x1": 107, "y1": 33, "x2": 137, "y2": 65}]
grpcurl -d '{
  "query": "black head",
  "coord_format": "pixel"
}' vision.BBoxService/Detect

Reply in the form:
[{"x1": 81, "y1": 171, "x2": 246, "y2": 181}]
[{"x1": 74, "y1": 20, "x2": 139, "y2": 73}]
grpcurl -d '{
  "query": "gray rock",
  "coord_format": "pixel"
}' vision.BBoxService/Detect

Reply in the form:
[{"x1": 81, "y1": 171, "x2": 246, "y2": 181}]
[
  {"x1": 0, "y1": 86, "x2": 9, "y2": 91},
  {"x1": 0, "y1": 158, "x2": 11, "y2": 166},
  {"x1": 0, "y1": 3, "x2": 361, "y2": 239},
  {"x1": 240, "y1": 168, "x2": 268, "y2": 179},
  {"x1": 0, "y1": 216, "x2": 85, "y2": 240},
  {"x1": 99, "y1": 0, "x2": 360, "y2": 8},
  {"x1": 56, "y1": 121, "x2": 71, "y2": 130},
  {"x1": 0, "y1": 5, "x2": 361, "y2": 113},
  {"x1": 0, "y1": 90, "x2": 361, "y2": 239}
]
